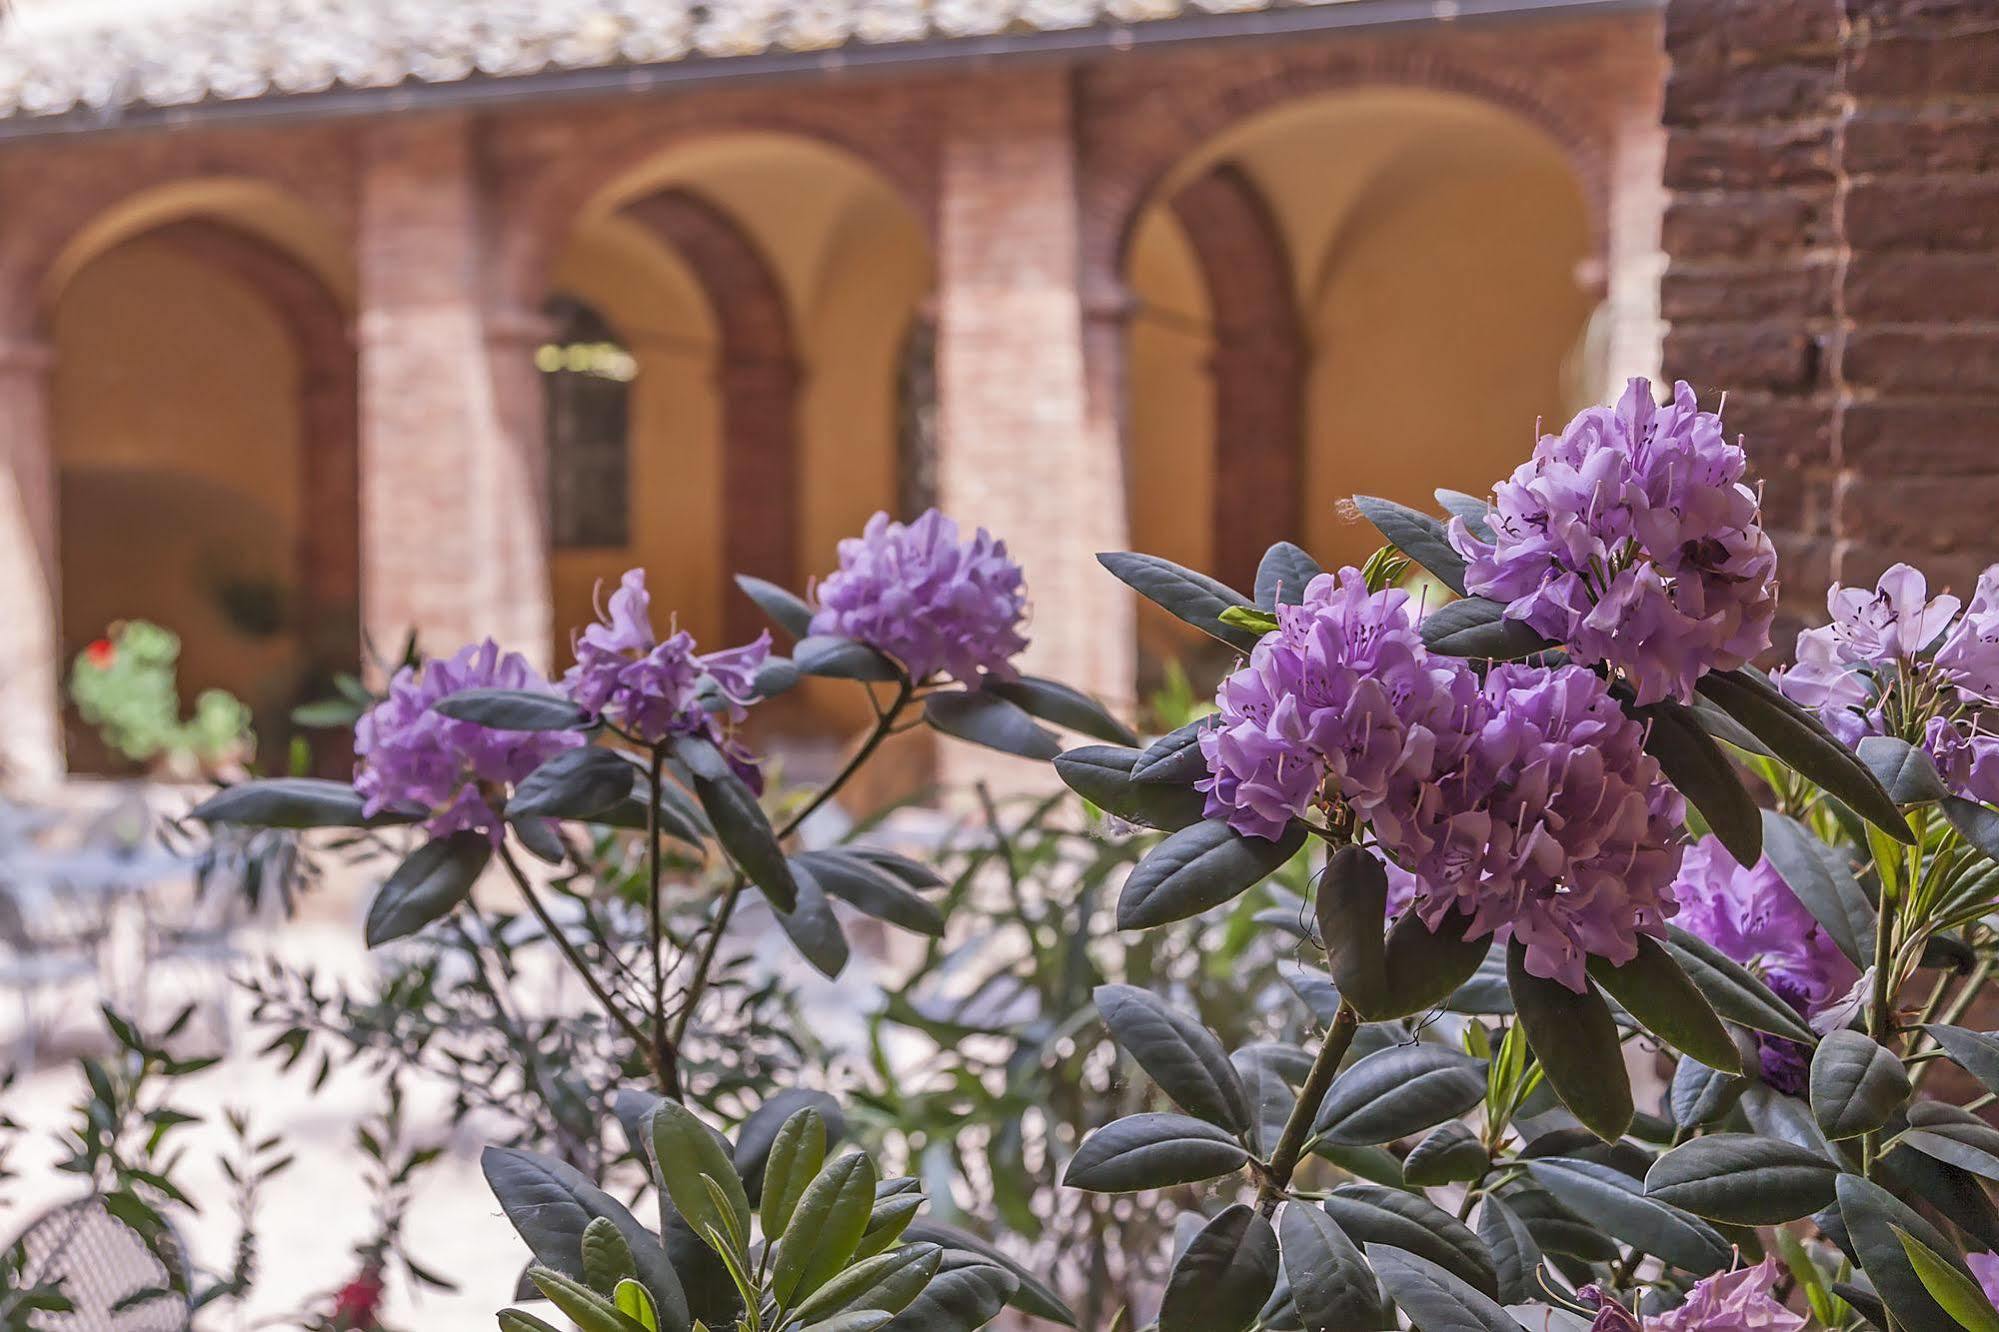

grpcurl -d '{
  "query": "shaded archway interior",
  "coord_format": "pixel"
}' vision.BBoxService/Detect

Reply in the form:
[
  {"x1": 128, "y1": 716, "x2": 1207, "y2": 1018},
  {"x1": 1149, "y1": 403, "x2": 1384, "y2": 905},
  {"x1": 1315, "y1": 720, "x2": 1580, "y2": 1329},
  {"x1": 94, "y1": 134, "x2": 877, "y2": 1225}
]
[
  {"x1": 47, "y1": 198, "x2": 358, "y2": 775},
  {"x1": 544, "y1": 132, "x2": 935, "y2": 741},
  {"x1": 1124, "y1": 87, "x2": 1595, "y2": 696}
]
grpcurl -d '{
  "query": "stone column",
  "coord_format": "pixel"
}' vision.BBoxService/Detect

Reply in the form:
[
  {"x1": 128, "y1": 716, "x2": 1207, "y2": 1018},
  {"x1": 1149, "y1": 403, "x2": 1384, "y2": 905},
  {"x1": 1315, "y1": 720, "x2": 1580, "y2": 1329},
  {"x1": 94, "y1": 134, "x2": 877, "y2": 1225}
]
[
  {"x1": 0, "y1": 335, "x2": 61, "y2": 786},
  {"x1": 356, "y1": 114, "x2": 552, "y2": 675},
  {"x1": 935, "y1": 69, "x2": 1135, "y2": 760}
]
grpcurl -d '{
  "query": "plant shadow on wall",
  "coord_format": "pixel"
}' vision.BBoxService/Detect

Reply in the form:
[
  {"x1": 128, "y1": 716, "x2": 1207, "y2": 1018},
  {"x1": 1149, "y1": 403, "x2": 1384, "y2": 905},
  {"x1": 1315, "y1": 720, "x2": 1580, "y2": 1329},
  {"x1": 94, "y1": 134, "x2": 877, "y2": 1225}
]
[{"x1": 185, "y1": 379, "x2": 1999, "y2": 1331}]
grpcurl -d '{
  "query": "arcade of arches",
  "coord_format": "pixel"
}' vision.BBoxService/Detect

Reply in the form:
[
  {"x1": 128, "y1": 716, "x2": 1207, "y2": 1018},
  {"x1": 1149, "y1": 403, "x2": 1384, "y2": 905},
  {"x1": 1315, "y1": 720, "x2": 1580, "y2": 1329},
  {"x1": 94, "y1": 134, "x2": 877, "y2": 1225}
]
[{"x1": 0, "y1": 12, "x2": 1669, "y2": 786}]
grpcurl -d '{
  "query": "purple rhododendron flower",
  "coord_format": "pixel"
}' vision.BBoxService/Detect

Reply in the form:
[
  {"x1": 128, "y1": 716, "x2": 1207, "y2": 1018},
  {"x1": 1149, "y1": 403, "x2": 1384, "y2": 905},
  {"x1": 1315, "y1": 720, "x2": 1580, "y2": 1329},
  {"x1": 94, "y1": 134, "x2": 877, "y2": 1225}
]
[
  {"x1": 563, "y1": 569, "x2": 769, "y2": 785},
  {"x1": 809, "y1": 509, "x2": 1028, "y2": 687},
  {"x1": 355, "y1": 640, "x2": 585, "y2": 844},
  {"x1": 1449, "y1": 378, "x2": 1777, "y2": 706},
  {"x1": 1647, "y1": 1258, "x2": 1805, "y2": 1331},
  {"x1": 1197, "y1": 568, "x2": 1483, "y2": 842},
  {"x1": 1672, "y1": 835, "x2": 1858, "y2": 1094},
  {"x1": 1938, "y1": 566, "x2": 1999, "y2": 702},
  {"x1": 1969, "y1": 1252, "x2": 1999, "y2": 1311}
]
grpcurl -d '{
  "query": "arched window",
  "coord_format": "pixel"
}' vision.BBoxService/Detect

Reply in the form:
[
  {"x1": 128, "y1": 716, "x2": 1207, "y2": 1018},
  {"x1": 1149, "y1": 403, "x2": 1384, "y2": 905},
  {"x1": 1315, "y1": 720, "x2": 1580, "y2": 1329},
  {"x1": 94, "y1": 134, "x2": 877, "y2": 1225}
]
[
  {"x1": 895, "y1": 307, "x2": 938, "y2": 520},
  {"x1": 539, "y1": 295, "x2": 636, "y2": 549}
]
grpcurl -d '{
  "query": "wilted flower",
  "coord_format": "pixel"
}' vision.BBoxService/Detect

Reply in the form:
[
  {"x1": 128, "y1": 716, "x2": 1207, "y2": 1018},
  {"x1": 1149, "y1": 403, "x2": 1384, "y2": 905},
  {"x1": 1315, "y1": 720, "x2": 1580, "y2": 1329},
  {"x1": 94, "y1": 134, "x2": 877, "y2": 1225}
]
[
  {"x1": 355, "y1": 640, "x2": 583, "y2": 844},
  {"x1": 564, "y1": 569, "x2": 769, "y2": 770},
  {"x1": 1647, "y1": 1257, "x2": 1804, "y2": 1331},
  {"x1": 1673, "y1": 836, "x2": 1858, "y2": 1094},
  {"x1": 809, "y1": 509, "x2": 1028, "y2": 687},
  {"x1": 1449, "y1": 378, "x2": 1777, "y2": 706},
  {"x1": 1197, "y1": 568, "x2": 1483, "y2": 842}
]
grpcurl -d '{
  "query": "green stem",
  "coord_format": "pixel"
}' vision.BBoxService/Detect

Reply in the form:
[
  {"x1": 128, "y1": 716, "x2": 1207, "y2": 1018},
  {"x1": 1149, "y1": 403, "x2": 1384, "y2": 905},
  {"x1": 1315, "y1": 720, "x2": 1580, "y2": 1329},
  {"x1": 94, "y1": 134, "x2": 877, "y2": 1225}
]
[
  {"x1": 644, "y1": 745, "x2": 681, "y2": 1099},
  {"x1": 1258, "y1": 1001, "x2": 1361, "y2": 1216}
]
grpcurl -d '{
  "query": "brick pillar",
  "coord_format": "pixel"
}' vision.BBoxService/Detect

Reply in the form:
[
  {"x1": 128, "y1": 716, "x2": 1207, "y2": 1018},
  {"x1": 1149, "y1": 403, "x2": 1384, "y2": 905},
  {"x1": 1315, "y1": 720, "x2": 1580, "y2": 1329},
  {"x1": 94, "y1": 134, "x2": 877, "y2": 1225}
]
[
  {"x1": 936, "y1": 70, "x2": 1134, "y2": 754},
  {"x1": 357, "y1": 116, "x2": 550, "y2": 672},
  {"x1": 0, "y1": 335, "x2": 61, "y2": 785}
]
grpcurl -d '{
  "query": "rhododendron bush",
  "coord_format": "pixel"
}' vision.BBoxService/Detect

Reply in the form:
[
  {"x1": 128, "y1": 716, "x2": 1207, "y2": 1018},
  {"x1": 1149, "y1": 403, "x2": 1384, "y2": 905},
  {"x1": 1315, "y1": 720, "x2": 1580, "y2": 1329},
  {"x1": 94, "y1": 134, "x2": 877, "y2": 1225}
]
[{"x1": 196, "y1": 379, "x2": 1999, "y2": 1332}]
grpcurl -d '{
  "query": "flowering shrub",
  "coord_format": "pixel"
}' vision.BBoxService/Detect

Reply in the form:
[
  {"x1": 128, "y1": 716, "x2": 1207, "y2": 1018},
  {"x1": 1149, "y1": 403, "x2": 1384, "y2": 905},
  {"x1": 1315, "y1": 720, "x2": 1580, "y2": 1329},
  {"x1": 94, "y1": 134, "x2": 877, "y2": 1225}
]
[{"x1": 194, "y1": 395, "x2": 1999, "y2": 1332}]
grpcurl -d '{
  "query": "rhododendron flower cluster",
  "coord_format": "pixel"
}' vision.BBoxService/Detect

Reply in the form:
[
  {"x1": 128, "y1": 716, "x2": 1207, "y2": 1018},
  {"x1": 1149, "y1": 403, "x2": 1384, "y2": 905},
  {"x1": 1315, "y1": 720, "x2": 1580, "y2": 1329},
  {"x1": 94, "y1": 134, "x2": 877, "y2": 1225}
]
[
  {"x1": 1584, "y1": 1259, "x2": 1803, "y2": 1331},
  {"x1": 563, "y1": 569, "x2": 769, "y2": 780},
  {"x1": 1778, "y1": 561, "x2": 1999, "y2": 805},
  {"x1": 355, "y1": 640, "x2": 583, "y2": 843},
  {"x1": 1201, "y1": 570, "x2": 1684, "y2": 992},
  {"x1": 810, "y1": 508, "x2": 1029, "y2": 687},
  {"x1": 1449, "y1": 377, "x2": 1778, "y2": 706},
  {"x1": 1673, "y1": 836, "x2": 1858, "y2": 1093}
]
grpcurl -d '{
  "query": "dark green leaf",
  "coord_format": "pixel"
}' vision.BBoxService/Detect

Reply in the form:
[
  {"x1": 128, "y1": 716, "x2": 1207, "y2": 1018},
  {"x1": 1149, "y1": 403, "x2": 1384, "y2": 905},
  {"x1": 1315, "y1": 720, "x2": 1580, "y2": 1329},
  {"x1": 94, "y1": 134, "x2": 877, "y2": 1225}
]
[
  {"x1": 1523, "y1": 1159, "x2": 1729, "y2": 1275},
  {"x1": 1636, "y1": 701, "x2": 1762, "y2": 866},
  {"x1": 1943, "y1": 795, "x2": 1999, "y2": 865},
  {"x1": 1508, "y1": 943, "x2": 1632, "y2": 1142},
  {"x1": 1924, "y1": 1024, "x2": 1999, "y2": 1096},
  {"x1": 1160, "y1": 1206, "x2": 1280, "y2": 1332},
  {"x1": 1350, "y1": 496, "x2": 1467, "y2": 595},
  {"x1": 770, "y1": 1153, "x2": 878, "y2": 1306},
  {"x1": 1280, "y1": 1203, "x2": 1386, "y2": 1331},
  {"x1": 1587, "y1": 936, "x2": 1740, "y2": 1074},
  {"x1": 1383, "y1": 908, "x2": 1493, "y2": 1018},
  {"x1": 1053, "y1": 745, "x2": 1208, "y2": 831},
  {"x1": 793, "y1": 634, "x2": 901, "y2": 683},
  {"x1": 791, "y1": 1244, "x2": 940, "y2": 1322},
  {"x1": 512, "y1": 814, "x2": 566, "y2": 864},
  {"x1": 1668, "y1": 1041, "x2": 1754, "y2": 1129},
  {"x1": 771, "y1": 865, "x2": 850, "y2": 979},
  {"x1": 1367, "y1": 1245, "x2": 1523, "y2": 1332},
  {"x1": 1665, "y1": 927, "x2": 1820, "y2": 1044},
  {"x1": 190, "y1": 777, "x2": 399, "y2": 829},
  {"x1": 988, "y1": 676, "x2": 1137, "y2": 746},
  {"x1": 1062, "y1": 1113, "x2": 1250, "y2": 1193},
  {"x1": 923, "y1": 691, "x2": 1062, "y2": 760},
  {"x1": 1859, "y1": 735, "x2": 1948, "y2": 806},
  {"x1": 1499, "y1": 1186, "x2": 1618, "y2": 1263},
  {"x1": 754, "y1": 656, "x2": 803, "y2": 698},
  {"x1": 1838, "y1": 1173, "x2": 1973, "y2": 1332},
  {"x1": 793, "y1": 851, "x2": 943, "y2": 937},
  {"x1": 1405, "y1": 1122, "x2": 1489, "y2": 1187},
  {"x1": 432, "y1": 689, "x2": 589, "y2": 731},
  {"x1": 508, "y1": 747, "x2": 635, "y2": 821},
  {"x1": 1644, "y1": 1133, "x2": 1837, "y2": 1224},
  {"x1": 1811, "y1": 1030, "x2": 1910, "y2": 1140},
  {"x1": 1313, "y1": 1044, "x2": 1487, "y2": 1146},
  {"x1": 1098, "y1": 552, "x2": 1260, "y2": 651},
  {"x1": 1117, "y1": 820, "x2": 1305, "y2": 930},
  {"x1": 365, "y1": 833, "x2": 492, "y2": 947},
  {"x1": 1902, "y1": 1102, "x2": 1999, "y2": 1181},
  {"x1": 735, "y1": 1093, "x2": 838, "y2": 1211},
  {"x1": 1435, "y1": 489, "x2": 1494, "y2": 542},
  {"x1": 1256, "y1": 542, "x2": 1324, "y2": 610},
  {"x1": 734, "y1": 574, "x2": 814, "y2": 640},
  {"x1": 1476, "y1": 1198, "x2": 1544, "y2": 1305},
  {"x1": 875, "y1": 1262, "x2": 1014, "y2": 1332},
  {"x1": 899, "y1": 1223, "x2": 1076, "y2": 1326},
  {"x1": 1317, "y1": 846, "x2": 1390, "y2": 1019},
  {"x1": 1133, "y1": 719, "x2": 1213, "y2": 785},
  {"x1": 1759, "y1": 810, "x2": 1872, "y2": 967},
  {"x1": 1419, "y1": 597, "x2": 1550, "y2": 661},
  {"x1": 648, "y1": 1100, "x2": 751, "y2": 1259},
  {"x1": 1320, "y1": 1184, "x2": 1497, "y2": 1297},
  {"x1": 1096, "y1": 984, "x2": 1253, "y2": 1133},
  {"x1": 677, "y1": 736, "x2": 797, "y2": 912}
]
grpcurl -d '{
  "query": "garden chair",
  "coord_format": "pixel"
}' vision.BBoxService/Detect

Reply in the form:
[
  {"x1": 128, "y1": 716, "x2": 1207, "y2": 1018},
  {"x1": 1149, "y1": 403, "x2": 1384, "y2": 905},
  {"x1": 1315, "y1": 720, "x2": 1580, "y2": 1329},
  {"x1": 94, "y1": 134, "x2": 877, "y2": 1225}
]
[
  {"x1": 0, "y1": 881, "x2": 103, "y2": 1066},
  {"x1": 6, "y1": 1196, "x2": 190, "y2": 1332}
]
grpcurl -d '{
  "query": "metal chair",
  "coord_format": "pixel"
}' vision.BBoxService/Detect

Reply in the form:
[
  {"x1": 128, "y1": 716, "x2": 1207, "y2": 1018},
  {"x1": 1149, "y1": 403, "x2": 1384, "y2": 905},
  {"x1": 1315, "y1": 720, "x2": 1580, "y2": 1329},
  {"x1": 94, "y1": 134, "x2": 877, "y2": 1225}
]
[
  {"x1": 7, "y1": 1197, "x2": 191, "y2": 1332},
  {"x1": 0, "y1": 885, "x2": 101, "y2": 1067}
]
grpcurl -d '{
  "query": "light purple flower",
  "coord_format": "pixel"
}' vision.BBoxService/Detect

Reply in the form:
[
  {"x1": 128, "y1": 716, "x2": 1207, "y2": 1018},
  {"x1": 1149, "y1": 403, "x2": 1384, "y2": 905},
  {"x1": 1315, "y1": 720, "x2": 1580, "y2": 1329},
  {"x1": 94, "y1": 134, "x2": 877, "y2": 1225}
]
[
  {"x1": 1938, "y1": 566, "x2": 1999, "y2": 703},
  {"x1": 1647, "y1": 1258, "x2": 1805, "y2": 1332},
  {"x1": 1673, "y1": 835, "x2": 1859, "y2": 1094},
  {"x1": 1968, "y1": 1252, "x2": 1999, "y2": 1311},
  {"x1": 355, "y1": 640, "x2": 584, "y2": 844},
  {"x1": 1449, "y1": 378, "x2": 1777, "y2": 706},
  {"x1": 1926, "y1": 716, "x2": 1999, "y2": 807},
  {"x1": 809, "y1": 509, "x2": 1028, "y2": 687},
  {"x1": 563, "y1": 569, "x2": 769, "y2": 778}
]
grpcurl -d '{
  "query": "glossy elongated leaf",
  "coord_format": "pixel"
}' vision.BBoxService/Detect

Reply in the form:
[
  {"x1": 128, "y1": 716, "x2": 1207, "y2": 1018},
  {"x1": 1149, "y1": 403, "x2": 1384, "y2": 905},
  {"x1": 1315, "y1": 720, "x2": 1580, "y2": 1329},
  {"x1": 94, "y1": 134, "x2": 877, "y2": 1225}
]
[
  {"x1": 677, "y1": 736, "x2": 797, "y2": 912},
  {"x1": 1313, "y1": 1044, "x2": 1487, "y2": 1146},
  {"x1": 1277, "y1": 961, "x2": 1343, "y2": 1025},
  {"x1": 792, "y1": 851, "x2": 943, "y2": 937},
  {"x1": 1096, "y1": 984, "x2": 1253, "y2": 1133},
  {"x1": 1637, "y1": 701, "x2": 1762, "y2": 866},
  {"x1": 581, "y1": 1216, "x2": 639, "y2": 1290},
  {"x1": 791, "y1": 1243, "x2": 941, "y2": 1323},
  {"x1": 1318, "y1": 846, "x2": 1390, "y2": 1018},
  {"x1": 1133, "y1": 718, "x2": 1214, "y2": 785},
  {"x1": 898, "y1": 1223, "x2": 1076, "y2": 1326},
  {"x1": 1117, "y1": 820, "x2": 1305, "y2": 930},
  {"x1": 770, "y1": 865, "x2": 850, "y2": 979},
  {"x1": 1924, "y1": 1024, "x2": 1999, "y2": 1096},
  {"x1": 793, "y1": 634, "x2": 901, "y2": 683},
  {"x1": 1256, "y1": 543, "x2": 1323, "y2": 609},
  {"x1": 1062, "y1": 1113, "x2": 1250, "y2": 1193},
  {"x1": 648, "y1": 1101, "x2": 751, "y2": 1259},
  {"x1": 924, "y1": 690, "x2": 1062, "y2": 760},
  {"x1": 1697, "y1": 667, "x2": 1910, "y2": 841},
  {"x1": 1500, "y1": 1186, "x2": 1619, "y2": 1263},
  {"x1": 1097, "y1": 552, "x2": 1260, "y2": 651},
  {"x1": 1811, "y1": 1030, "x2": 1910, "y2": 1140},
  {"x1": 1668, "y1": 1039, "x2": 1755, "y2": 1129},
  {"x1": 802, "y1": 1311, "x2": 895, "y2": 1332},
  {"x1": 1159, "y1": 1206, "x2": 1280, "y2": 1332},
  {"x1": 1320, "y1": 1185, "x2": 1497, "y2": 1297},
  {"x1": 1895, "y1": 1226, "x2": 1999, "y2": 1332},
  {"x1": 432, "y1": 688, "x2": 590, "y2": 731},
  {"x1": 749, "y1": 1107, "x2": 827, "y2": 1237},
  {"x1": 1944, "y1": 794, "x2": 1999, "y2": 865},
  {"x1": 1232, "y1": 1044, "x2": 1300, "y2": 1157},
  {"x1": 1405, "y1": 1122, "x2": 1488, "y2": 1187},
  {"x1": 1524, "y1": 1159, "x2": 1729, "y2": 1275},
  {"x1": 1436, "y1": 489, "x2": 1495, "y2": 542},
  {"x1": 1281, "y1": 1203, "x2": 1386, "y2": 1331},
  {"x1": 1508, "y1": 944, "x2": 1632, "y2": 1142},
  {"x1": 528, "y1": 1268, "x2": 649, "y2": 1332},
  {"x1": 1052, "y1": 745, "x2": 1208, "y2": 831},
  {"x1": 508, "y1": 747, "x2": 636, "y2": 821},
  {"x1": 1588, "y1": 937, "x2": 1739, "y2": 1073},
  {"x1": 1351, "y1": 496, "x2": 1468, "y2": 595},
  {"x1": 875, "y1": 1262, "x2": 1015, "y2": 1332},
  {"x1": 1838, "y1": 1174, "x2": 1973, "y2": 1332},
  {"x1": 481, "y1": 1148, "x2": 690, "y2": 1332},
  {"x1": 1759, "y1": 810, "x2": 1872, "y2": 966},
  {"x1": 593, "y1": 773, "x2": 710, "y2": 843},
  {"x1": 1880, "y1": 1142, "x2": 1999, "y2": 1254},
  {"x1": 988, "y1": 676, "x2": 1137, "y2": 746},
  {"x1": 1366, "y1": 1245, "x2": 1525, "y2": 1332},
  {"x1": 1476, "y1": 1198, "x2": 1544, "y2": 1305},
  {"x1": 753, "y1": 656, "x2": 803, "y2": 699},
  {"x1": 1860, "y1": 735, "x2": 1948, "y2": 805},
  {"x1": 190, "y1": 777, "x2": 399, "y2": 829},
  {"x1": 1643, "y1": 1134, "x2": 1837, "y2": 1224},
  {"x1": 1902, "y1": 1102, "x2": 1999, "y2": 1181},
  {"x1": 365, "y1": 833, "x2": 492, "y2": 946},
  {"x1": 1665, "y1": 926, "x2": 1820, "y2": 1043},
  {"x1": 1383, "y1": 907, "x2": 1494, "y2": 1017},
  {"x1": 734, "y1": 574, "x2": 814, "y2": 640},
  {"x1": 770, "y1": 1153, "x2": 878, "y2": 1307},
  {"x1": 1420, "y1": 597, "x2": 1550, "y2": 661}
]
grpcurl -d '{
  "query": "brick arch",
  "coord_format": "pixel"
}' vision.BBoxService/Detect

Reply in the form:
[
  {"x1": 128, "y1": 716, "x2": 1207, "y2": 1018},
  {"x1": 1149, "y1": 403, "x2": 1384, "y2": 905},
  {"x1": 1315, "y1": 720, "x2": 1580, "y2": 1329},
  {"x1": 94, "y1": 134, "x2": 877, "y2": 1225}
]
[
  {"x1": 622, "y1": 188, "x2": 799, "y2": 646},
  {"x1": 1167, "y1": 163, "x2": 1304, "y2": 596}
]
